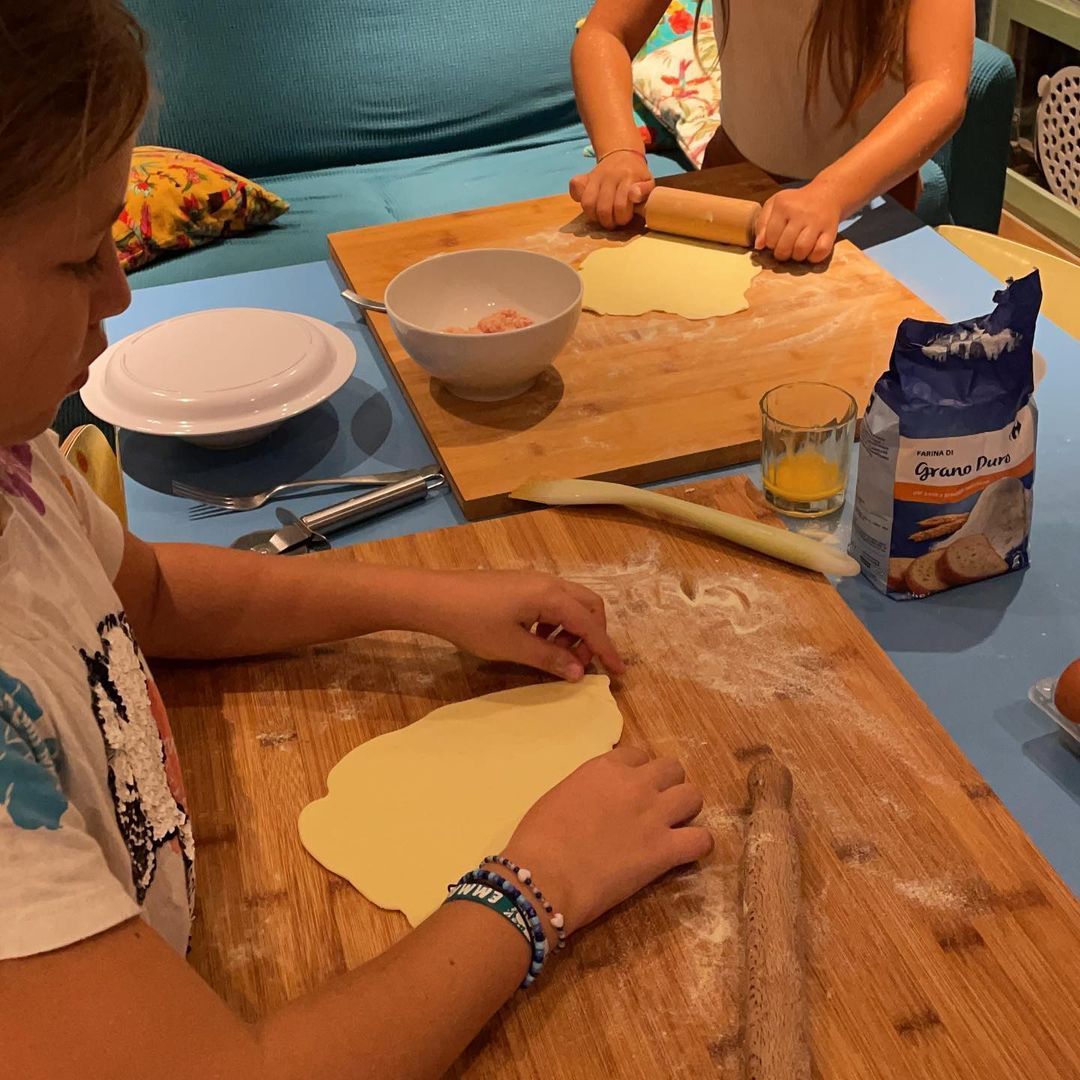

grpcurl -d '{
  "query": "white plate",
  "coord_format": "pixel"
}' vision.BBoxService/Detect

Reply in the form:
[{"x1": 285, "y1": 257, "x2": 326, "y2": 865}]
[
  {"x1": 82, "y1": 308, "x2": 356, "y2": 447},
  {"x1": 1029, "y1": 676, "x2": 1080, "y2": 754}
]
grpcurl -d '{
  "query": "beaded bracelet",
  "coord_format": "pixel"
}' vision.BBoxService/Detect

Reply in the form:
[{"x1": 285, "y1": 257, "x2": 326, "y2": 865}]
[
  {"x1": 445, "y1": 869, "x2": 548, "y2": 988},
  {"x1": 483, "y1": 855, "x2": 568, "y2": 951}
]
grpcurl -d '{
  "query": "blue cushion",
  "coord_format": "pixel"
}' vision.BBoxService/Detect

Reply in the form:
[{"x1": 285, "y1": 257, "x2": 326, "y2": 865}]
[
  {"x1": 941, "y1": 38, "x2": 1015, "y2": 232},
  {"x1": 127, "y1": 0, "x2": 593, "y2": 178},
  {"x1": 916, "y1": 159, "x2": 951, "y2": 227},
  {"x1": 130, "y1": 127, "x2": 687, "y2": 289}
]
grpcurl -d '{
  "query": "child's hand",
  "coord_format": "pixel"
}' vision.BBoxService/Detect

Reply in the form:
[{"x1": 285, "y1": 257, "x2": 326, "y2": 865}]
[
  {"x1": 414, "y1": 570, "x2": 624, "y2": 681},
  {"x1": 570, "y1": 153, "x2": 655, "y2": 230},
  {"x1": 501, "y1": 746, "x2": 713, "y2": 934},
  {"x1": 754, "y1": 183, "x2": 843, "y2": 263}
]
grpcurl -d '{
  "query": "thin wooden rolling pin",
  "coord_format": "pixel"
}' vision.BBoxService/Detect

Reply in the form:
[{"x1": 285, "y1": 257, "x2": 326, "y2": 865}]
[
  {"x1": 743, "y1": 758, "x2": 811, "y2": 1080},
  {"x1": 644, "y1": 186, "x2": 760, "y2": 247}
]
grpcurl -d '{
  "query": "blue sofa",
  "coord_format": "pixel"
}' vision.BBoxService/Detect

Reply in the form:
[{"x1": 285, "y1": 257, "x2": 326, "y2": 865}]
[{"x1": 123, "y1": 1, "x2": 1016, "y2": 290}]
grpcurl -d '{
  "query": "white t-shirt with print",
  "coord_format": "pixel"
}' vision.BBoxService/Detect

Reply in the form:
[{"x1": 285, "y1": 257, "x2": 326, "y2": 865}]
[{"x1": 0, "y1": 431, "x2": 194, "y2": 959}]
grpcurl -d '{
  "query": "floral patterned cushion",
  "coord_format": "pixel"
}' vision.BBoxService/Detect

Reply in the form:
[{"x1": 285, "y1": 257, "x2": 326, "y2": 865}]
[
  {"x1": 113, "y1": 147, "x2": 289, "y2": 272},
  {"x1": 633, "y1": 2, "x2": 720, "y2": 169},
  {"x1": 637, "y1": 0, "x2": 700, "y2": 58},
  {"x1": 632, "y1": 103, "x2": 680, "y2": 155}
]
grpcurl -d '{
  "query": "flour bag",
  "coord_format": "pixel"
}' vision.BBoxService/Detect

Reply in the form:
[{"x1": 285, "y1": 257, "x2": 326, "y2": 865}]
[{"x1": 850, "y1": 270, "x2": 1041, "y2": 598}]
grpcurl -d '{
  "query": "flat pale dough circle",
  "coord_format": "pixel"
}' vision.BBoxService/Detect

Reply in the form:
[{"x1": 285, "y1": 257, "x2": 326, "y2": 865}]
[
  {"x1": 579, "y1": 234, "x2": 761, "y2": 320},
  {"x1": 298, "y1": 675, "x2": 623, "y2": 926}
]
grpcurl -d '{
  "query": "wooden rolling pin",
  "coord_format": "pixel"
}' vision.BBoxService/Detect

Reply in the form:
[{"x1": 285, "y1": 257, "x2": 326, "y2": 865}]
[
  {"x1": 743, "y1": 758, "x2": 811, "y2": 1080},
  {"x1": 644, "y1": 186, "x2": 760, "y2": 248}
]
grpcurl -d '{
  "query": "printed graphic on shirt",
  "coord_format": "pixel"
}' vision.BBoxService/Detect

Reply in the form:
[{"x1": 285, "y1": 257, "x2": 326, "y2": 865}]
[
  {"x1": 0, "y1": 670, "x2": 66, "y2": 830},
  {"x1": 0, "y1": 444, "x2": 45, "y2": 516},
  {"x1": 80, "y1": 613, "x2": 194, "y2": 908}
]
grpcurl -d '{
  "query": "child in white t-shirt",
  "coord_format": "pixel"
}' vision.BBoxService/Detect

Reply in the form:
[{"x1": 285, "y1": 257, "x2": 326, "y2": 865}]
[
  {"x1": 2, "y1": 5, "x2": 712, "y2": 1075},
  {"x1": 1, "y1": 435, "x2": 193, "y2": 958}
]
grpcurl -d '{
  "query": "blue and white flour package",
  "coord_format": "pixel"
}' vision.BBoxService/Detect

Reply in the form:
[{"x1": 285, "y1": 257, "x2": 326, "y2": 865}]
[{"x1": 850, "y1": 271, "x2": 1042, "y2": 598}]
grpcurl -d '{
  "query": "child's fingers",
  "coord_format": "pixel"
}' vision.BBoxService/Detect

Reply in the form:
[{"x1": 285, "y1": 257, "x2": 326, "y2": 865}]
[
  {"x1": 534, "y1": 591, "x2": 624, "y2": 674},
  {"x1": 808, "y1": 231, "x2": 835, "y2": 264},
  {"x1": 606, "y1": 745, "x2": 651, "y2": 767},
  {"x1": 657, "y1": 783, "x2": 705, "y2": 826},
  {"x1": 771, "y1": 219, "x2": 802, "y2": 261},
  {"x1": 613, "y1": 177, "x2": 637, "y2": 227},
  {"x1": 668, "y1": 823, "x2": 715, "y2": 865},
  {"x1": 573, "y1": 640, "x2": 595, "y2": 668},
  {"x1": 580, "y1": 180, "x2": 600, "y2": 224},
  {"x1": 629, "y1": 179, "x2": 656, "y2": 206},
  {"x1": 552, "y1": 630, "x2": 596, "y2": 672},
  {"x1": 790, "y1": 225, "x2": 818, "y2": 263},
  {"x1": 512, "y1": 630, "x2": 586, "y2": 681},
  {"x1": 641, "y1": 756, "x2": 686, "y2": 792},
  {"x1": 539, "y1": 594, "x2": 606, "y2": 672},
  {"x1": 569, "y1": 174, "x2": 588, "y2": 203},
  {"x1": 596, "y1": 180, "x2": 619, "y2": 230},
  {"x1": 552, "y1": 629, "x2": 596, "y2": 671},
  {"x1": 762, "y1": 204, "x2": 790, "y2": 253}
]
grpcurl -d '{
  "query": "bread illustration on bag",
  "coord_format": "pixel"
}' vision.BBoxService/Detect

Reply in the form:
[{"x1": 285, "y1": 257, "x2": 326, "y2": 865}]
[{"x1": 850, "y1": 271, "x2": 1041, "y2": 599}]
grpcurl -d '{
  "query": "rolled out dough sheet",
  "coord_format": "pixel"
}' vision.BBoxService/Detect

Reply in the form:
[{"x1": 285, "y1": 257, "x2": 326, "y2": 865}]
[
  {"x1": 579, "y1": 234, "x2": 761, "y2": 320},
  {"x1": 298, "y1": 675, "x2": 623, "y2": 926}
]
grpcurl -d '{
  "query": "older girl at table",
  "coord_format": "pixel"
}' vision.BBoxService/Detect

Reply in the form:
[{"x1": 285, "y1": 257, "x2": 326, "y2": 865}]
[
  {"x1": 570, "y1": 0, "x2": 973, "y2": 262},
  {"x1": 0, "y1": 5, "x2": 711, "y2": 1077}
]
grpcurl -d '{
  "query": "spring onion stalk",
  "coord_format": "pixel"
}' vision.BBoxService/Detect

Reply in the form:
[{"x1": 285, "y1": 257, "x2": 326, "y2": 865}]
[{"x1": 511, "y1": 478, "x2": 861, "y2": 578}]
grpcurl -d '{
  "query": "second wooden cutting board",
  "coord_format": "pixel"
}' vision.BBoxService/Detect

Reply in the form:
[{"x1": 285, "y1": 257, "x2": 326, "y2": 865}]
[
  {"x1": 161, "y1": 477, "x2": 1080, "y2": 1079},
  {"x1": 330, "y1": 165, "x2": 942, "y2": 519}
]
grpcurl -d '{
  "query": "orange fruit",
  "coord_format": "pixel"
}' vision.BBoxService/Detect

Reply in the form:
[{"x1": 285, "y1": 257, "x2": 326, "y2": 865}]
[{"x1": 1054, "y1": 658, "x2": 1080, "y2": 724}]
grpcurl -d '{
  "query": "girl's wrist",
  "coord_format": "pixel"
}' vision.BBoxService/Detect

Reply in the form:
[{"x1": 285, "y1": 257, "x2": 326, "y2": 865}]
[
  {"x1": 490, "y1": 848, "x2": 580, "y2": 937},
  {"x1": 808, "y1": 168, "x2": 866, "y2": 220},
  {"x1": 343, "y1": 564, "x2": 449, "y2": 637},
  {"x1": 596, "y1": 146, "x2": 647, "y2": 165},
  {"x1": 444, "y1": 871, "x2": 547, "y2": 987}
]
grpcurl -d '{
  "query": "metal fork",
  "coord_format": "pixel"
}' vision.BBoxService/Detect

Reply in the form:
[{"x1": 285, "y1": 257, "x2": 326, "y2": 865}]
[{"x1": 174, "y1": 467, "x2": 433, "y2": 516}]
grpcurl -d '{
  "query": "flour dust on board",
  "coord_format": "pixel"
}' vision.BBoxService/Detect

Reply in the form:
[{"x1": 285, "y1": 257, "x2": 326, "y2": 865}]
[{"x1": 849, "y1": 271, "x2": 1041, "y2": 599}]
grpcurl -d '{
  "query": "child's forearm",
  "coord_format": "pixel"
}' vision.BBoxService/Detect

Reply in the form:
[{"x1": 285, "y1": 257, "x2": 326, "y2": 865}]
[
  {"x1": 257, "y1": 901, "x2": 531, "y2": 1078},
  {"x1": 811, "y1": 79, "x2": 967, "y2": 218},
  {"x1": 120, "y1": 537, "x2": 450, "y2": 660},
  {"x1": 116, "y1": 534, "x2": 624, "y2": 677},
  {"x1": 572, "y1": 27, "x2": 644, "y2": 157},
  {"x1": 12, "y1": 901, "x2": 534, "y2": 1080},
  {"x1": 813, "y1": 0, "x2": 972, "y2": 218}
]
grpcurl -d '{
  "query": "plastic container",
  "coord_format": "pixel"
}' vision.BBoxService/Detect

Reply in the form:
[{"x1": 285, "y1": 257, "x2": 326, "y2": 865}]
[{"x1": 1029, "y1": 677, "x2": 1080, "y2": 754}]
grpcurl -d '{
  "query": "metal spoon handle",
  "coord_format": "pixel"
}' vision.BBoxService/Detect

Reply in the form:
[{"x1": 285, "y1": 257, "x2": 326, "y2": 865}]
[{"x1": 341, "y1": 289, "x2": 388, "y2": 314}]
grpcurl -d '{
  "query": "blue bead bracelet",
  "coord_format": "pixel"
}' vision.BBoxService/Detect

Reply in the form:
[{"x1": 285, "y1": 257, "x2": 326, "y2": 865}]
[{"x1": 483, "y1": 855, "x2": 567, "y2": 951}]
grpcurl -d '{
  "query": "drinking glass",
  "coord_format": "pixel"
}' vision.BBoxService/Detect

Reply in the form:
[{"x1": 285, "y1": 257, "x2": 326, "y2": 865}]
[{"x1": 760, "y1": 382, "x2": 857, "y2": 517}]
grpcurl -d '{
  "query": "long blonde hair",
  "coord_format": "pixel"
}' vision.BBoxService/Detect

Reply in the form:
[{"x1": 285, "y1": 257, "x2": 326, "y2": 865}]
[
  {"x1": 0, "y1": 2, "x2": 149, "y2": 214},
  {"x1": 704, "y1": 0, "x2": 908, "y2": 123}
]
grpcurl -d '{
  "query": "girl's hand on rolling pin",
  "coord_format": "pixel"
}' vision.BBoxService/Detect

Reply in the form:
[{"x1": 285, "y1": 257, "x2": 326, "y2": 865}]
[
  {"x1": 500, "y1": 747, "x2": 714, "y2": 934},
  {"x1": 413, "y1": 570, "x2": 625, "y2": 682},
  {"x1": 754, "y1": 182, "x2": 843, "y2": 264},
  {"x1": 570, "y1": 152, "x2": 655, "y2": 230}
]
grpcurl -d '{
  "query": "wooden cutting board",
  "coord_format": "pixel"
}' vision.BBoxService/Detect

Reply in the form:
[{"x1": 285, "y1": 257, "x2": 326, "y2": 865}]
[
  {"x1": 329, "y1": 164, "x2": 942, "y2": 519},
  {"x1": 158, "y1": 478, "x2": 1080, "y2": 1079}
]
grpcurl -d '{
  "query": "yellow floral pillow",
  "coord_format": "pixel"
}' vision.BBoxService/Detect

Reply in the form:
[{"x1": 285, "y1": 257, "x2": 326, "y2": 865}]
[{"x1": 113, "y1": 146, "x2": 289, "y2": 272}]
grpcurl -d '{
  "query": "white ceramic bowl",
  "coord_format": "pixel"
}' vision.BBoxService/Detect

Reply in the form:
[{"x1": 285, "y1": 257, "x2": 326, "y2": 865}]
[{"x1": 383, "y1": 249, "x2": 582, "y2": 401}]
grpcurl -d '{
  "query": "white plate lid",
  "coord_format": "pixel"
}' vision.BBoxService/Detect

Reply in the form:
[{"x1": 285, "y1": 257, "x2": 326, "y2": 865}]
[{"x1": 83, "y1": 308, "x2": 355, "y2": 434}]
